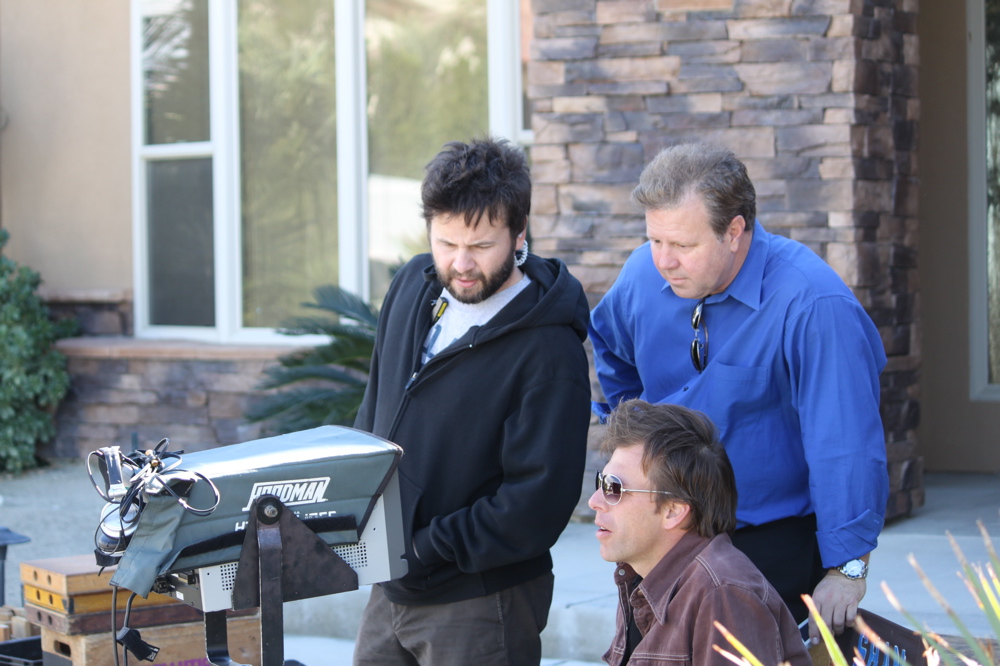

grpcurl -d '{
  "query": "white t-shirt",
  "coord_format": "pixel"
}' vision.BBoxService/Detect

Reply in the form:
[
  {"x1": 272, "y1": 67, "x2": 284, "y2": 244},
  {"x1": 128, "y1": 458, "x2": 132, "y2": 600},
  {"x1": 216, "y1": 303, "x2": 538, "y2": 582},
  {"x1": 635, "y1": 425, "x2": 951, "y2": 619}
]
[{"x1": 422, "y1": 274, "x2": 532, "y2": 365}]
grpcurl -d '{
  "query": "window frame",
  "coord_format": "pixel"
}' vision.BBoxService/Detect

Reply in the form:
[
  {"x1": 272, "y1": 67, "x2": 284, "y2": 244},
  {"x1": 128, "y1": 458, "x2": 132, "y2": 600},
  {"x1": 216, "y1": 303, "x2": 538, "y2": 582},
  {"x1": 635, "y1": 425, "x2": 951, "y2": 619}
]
[
  {"x1": 967, "y1": 0, "x2": 1000, "y2": 399},
  {"x1": 130, "y1": 0, "x2": 525, "y2": 344}
]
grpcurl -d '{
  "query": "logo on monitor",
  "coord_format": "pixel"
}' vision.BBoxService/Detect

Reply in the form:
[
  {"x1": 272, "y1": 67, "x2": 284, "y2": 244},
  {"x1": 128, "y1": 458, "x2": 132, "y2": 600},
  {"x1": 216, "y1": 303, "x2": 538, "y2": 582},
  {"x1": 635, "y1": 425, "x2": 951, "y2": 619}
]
[{"x1": 241, "y1": 477, "x2": 331, "y2": 511}]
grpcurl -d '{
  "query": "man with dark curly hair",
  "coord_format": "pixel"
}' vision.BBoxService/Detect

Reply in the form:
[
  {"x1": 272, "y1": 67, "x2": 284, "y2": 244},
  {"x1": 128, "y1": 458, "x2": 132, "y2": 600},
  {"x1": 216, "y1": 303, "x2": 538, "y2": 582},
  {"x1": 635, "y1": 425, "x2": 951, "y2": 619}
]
[{"x1": 352, "y1": 137, "x2": 591, "y2": 665}]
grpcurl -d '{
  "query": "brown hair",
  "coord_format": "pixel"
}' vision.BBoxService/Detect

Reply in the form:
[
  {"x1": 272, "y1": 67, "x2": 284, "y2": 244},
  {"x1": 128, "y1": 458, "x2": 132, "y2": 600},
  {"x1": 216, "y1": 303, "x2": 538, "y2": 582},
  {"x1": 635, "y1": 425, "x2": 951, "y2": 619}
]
[
  {"x1": 602, "y1": 399, "x2": 737, "y2": 537},
  {"x1": 421, "y1": 136, "x2": 530, "y2": 240},
  {"x1": 631, "y1": 143, "x2": 756, "y2": 238}
]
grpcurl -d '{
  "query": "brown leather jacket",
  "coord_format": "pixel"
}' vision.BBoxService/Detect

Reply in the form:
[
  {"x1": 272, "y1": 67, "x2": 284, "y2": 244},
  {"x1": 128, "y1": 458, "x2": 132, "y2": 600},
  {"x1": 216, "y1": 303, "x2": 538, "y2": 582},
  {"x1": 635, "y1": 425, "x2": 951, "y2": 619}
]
[{"x1": 604, "y1": 531, "x2": 812, "y2": 666}]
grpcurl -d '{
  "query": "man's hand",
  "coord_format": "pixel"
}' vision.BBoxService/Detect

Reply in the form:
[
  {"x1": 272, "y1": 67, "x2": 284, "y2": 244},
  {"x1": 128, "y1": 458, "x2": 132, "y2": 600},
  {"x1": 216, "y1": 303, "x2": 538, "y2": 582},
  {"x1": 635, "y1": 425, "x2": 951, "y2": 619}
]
[{"x1": 807, "y1": 569, "x2": 866, "y2": 644}]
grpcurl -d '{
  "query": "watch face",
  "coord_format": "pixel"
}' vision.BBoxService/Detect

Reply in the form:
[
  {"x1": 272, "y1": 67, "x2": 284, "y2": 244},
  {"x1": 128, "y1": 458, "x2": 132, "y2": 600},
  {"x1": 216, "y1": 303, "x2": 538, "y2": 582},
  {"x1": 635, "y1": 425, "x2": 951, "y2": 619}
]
[{"x1": 841, "y1": 560, "x2": 865, "y2": 578}]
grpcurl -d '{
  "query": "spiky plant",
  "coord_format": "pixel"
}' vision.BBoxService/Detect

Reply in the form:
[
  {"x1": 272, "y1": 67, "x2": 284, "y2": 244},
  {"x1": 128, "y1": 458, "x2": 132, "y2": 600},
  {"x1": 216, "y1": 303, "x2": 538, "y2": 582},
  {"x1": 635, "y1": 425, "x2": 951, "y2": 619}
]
[
  {"x1": 716, "y1": 519, "x2": 1000, "y2": 666},
  {"x1": 245, "y1": 285, "x2": 378, "y2": 433}
]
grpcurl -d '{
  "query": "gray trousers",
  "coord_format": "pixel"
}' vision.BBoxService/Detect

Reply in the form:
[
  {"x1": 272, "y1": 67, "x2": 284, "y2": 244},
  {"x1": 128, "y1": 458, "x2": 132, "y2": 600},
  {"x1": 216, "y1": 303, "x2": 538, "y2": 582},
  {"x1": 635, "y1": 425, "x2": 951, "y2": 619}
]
[{"x1": 352, "y1": 572, "x2": 554, "y2": 666}]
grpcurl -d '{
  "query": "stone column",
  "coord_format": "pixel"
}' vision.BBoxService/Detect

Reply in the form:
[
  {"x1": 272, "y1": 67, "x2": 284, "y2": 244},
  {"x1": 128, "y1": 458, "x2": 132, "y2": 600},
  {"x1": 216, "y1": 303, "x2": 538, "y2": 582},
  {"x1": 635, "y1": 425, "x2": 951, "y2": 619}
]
[{"x1": 528, "y1": 0, "x2": 922, "y2": 519}]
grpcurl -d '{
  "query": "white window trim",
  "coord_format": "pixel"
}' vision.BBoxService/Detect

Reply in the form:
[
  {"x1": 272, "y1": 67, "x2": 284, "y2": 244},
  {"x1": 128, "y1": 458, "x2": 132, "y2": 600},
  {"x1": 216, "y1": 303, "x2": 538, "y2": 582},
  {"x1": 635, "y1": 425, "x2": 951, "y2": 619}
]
[
  {"x1": 214, "y1": 0, "x2": 241, "y2": 341},
  {"x1": 487, "y1": 0, "x2": 528, "y2": 145},
  {"x1": 967, "y1": 0, "x2": 1000, "y2": 399},
  {"x1": 129, "y1": 0, "x2": 147, "y2": 341},
  {"x1": 335, "y1": 0, "x2": 368, "y2": 301},
  {"x1": 131, "y1": 0, "x2": 525, "y2": 345}
]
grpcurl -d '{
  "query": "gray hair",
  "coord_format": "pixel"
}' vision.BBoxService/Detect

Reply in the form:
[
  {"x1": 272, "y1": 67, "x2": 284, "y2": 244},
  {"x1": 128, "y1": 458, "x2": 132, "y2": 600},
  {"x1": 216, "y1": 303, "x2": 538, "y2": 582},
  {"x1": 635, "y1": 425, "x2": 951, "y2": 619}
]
[{"x1": 632, "y1": 143, "x2": 756, "y2": 238}]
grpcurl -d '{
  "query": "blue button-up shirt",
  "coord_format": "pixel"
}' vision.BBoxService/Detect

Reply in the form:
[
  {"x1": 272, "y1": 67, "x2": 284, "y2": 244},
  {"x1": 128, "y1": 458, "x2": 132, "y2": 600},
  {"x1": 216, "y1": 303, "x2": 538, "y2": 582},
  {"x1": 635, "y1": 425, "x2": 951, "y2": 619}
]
[{"x1": 590, "y1": 221, "x2": 888, "y2": 568}]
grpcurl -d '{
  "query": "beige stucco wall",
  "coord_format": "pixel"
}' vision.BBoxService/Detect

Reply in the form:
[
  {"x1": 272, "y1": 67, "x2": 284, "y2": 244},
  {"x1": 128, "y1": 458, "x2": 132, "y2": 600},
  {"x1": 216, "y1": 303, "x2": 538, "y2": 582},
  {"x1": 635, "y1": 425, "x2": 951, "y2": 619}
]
[
  {"x1": 0, "y1": 0, "x2": 132, "y2": 291},
  {"x1": 918, "y1": 0, "x2": 1000, "y2": 471}
]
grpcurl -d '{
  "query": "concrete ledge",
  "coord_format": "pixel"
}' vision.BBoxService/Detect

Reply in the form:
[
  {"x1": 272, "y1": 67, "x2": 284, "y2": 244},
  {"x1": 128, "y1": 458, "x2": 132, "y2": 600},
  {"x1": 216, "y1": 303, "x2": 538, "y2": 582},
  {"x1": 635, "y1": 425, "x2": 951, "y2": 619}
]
[
  {"x1": 56, "y1": 336, "x2": 291, "y2": 361},
  {"x1": 38, "y1": 287, "x2": 133, "y2": 303}
]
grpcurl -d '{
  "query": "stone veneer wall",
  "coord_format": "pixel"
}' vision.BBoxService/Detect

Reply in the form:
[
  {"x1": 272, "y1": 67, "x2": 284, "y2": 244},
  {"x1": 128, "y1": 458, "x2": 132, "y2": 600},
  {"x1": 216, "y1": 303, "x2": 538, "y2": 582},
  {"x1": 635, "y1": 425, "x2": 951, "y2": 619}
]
[
  {"x1": 528, "y1": 0, "x2": 922, "y2": 519},
  {"x1": 39, "y1": 288, "x2": 134, "y2": 336},
  {"x1": 43, "y1": 338, "x2": 285, "y2": 460}
]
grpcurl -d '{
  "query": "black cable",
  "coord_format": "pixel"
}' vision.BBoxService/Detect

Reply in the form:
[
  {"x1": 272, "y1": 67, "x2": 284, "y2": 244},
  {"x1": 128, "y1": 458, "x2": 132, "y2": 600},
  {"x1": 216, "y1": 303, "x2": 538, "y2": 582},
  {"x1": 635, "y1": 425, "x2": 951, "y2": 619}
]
[
  {"x1": 91, "y1": 441, "x2": 210, "y2": 666},
  {"x1": 114, "y1": 586, "x2": 160, "y2": 663},
  {"x1": 111, "y1": 585, "x2": 120, "y2": 666},
  {"x1": 123, "y1": 592, "x2": 136, "y2": 666},
  {"x1": 90, "y1": 440, "x2": 221, "y2": 560},
  {"x1": 123, "y1": 591, "x2": 136, "y2": 624}
]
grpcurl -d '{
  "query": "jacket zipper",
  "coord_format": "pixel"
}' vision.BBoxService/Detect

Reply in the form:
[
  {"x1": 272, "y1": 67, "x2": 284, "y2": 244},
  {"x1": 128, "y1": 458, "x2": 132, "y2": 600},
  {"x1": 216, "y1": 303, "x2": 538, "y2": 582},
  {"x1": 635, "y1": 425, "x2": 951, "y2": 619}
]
[{"x1": 389, "y1": 340, "x2": 472, "y2": 439}]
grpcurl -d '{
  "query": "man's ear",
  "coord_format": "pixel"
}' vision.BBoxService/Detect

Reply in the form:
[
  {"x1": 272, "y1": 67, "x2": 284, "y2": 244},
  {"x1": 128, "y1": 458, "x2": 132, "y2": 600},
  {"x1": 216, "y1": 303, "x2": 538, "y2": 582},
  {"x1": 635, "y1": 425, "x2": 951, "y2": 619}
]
[
  {"x1": 661, "y1": 501, "x2": 692, "y2": 531},
  {"x1": 726, "y1": 215, "x2": 746, "y2": 249},
  {"x1": 514, "y1": 230, "x2": 527, "y2": 252}
]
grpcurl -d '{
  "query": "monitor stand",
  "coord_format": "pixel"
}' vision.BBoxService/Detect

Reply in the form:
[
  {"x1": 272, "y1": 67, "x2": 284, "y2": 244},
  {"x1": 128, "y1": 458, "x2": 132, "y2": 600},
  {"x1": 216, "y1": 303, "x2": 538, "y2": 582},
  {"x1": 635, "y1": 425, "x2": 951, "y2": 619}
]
[{"x1": 205, "y1": 493, "x2": 360, "y2": 666}]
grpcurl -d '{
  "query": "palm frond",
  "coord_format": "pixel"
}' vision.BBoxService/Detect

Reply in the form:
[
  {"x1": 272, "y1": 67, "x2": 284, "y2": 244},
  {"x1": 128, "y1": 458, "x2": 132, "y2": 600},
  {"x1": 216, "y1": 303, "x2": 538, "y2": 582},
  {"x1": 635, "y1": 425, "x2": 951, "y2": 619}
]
[
  {"x1": 256, "y1": 364, "x2": 367, "y2": 391},
  {"x1": 277, "y1": 318, "x2": 376, "y2": 339},
  {"x1": 245, "y1": 386, "x2": 367, "y2": 429},
  {"x1": 277, "y1": 337, "x2": 374, "y2": 368},
  {"x1": 308, "y1": 284, "x2": 379, "y2": 325},
  {"x1": 245, "y1": 284, "x2": 380, "y2": 434}
]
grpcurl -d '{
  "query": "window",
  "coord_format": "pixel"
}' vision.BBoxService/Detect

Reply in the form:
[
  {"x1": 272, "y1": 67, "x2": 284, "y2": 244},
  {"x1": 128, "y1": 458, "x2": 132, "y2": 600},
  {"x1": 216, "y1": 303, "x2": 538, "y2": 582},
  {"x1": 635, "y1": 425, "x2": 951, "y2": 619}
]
[
  {"x1": 132, "y1": 0, "x2": 527, "y2": 342},
  {"x1": 365, "y1": 0, "x2": 490, "y2": 302},
  {"x1": 970, "y1": 0, "x2": 1000, "y2": 397}
]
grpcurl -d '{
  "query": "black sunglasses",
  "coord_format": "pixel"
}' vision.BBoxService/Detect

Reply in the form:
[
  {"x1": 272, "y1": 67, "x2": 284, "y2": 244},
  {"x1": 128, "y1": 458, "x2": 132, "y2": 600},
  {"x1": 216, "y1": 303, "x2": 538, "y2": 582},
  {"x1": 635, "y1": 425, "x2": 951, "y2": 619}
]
[
  {"x1": 690, "y1": 298, "x2": 708, "y2": 373},
  {"x1": 596, "y1": 471, "x2": 674, "y2": 505}
]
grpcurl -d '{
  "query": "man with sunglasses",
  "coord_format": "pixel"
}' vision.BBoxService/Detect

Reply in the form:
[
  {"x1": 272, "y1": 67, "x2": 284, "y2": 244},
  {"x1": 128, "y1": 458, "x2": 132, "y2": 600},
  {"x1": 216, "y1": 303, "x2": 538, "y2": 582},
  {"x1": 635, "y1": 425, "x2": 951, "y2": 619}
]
[
  {"x1": 590, "y1": 399, "x2": 811, "y2": 666},
  {"x1": 351, "y1": 137, "x2": 592, "y2": 665},
  {"x1": 589, "y1": 143, "x2": 888, "y2": 644}
]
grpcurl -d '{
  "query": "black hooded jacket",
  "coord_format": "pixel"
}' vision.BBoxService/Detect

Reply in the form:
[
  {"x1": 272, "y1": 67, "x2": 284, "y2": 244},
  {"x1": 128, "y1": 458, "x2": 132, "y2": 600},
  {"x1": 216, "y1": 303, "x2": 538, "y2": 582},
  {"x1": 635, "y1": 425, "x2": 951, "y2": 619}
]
[{"x1": 354, "y1": 252, "x2": 592, "y2": 605}]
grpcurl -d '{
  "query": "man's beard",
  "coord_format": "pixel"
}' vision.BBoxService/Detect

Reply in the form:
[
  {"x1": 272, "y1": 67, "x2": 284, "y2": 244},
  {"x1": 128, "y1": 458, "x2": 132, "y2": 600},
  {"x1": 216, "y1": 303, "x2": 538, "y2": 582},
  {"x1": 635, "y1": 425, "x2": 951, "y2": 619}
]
[{"x1": 437, "y1": 252, "x2": 515, "y2": 304}]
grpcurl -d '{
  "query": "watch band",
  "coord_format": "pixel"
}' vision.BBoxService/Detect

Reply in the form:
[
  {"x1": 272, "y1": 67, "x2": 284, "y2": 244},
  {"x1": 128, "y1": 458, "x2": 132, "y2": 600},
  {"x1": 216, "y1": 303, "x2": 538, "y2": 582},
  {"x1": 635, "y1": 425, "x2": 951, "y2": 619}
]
[{"x1": 835, "y1": 558, "x2": 868, "y2": 580}]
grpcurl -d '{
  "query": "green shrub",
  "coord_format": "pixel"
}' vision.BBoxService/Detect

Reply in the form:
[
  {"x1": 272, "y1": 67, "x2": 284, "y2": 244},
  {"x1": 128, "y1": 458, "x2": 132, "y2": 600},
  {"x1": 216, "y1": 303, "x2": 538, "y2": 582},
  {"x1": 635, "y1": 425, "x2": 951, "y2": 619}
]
[
  {"x1": 245, "y1": 285, "x2": 378, "y2": 433},
  {"x1": 0, "y1": 229, "x2": 77, "y2": 472}
]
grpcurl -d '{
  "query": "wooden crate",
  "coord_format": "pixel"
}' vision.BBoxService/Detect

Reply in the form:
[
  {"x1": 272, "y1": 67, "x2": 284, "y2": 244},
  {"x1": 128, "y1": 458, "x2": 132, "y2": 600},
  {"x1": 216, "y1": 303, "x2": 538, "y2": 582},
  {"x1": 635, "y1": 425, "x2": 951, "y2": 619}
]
[
  {"x1": 23, "y1": 603, "x2": 204, "y2": 636},
  {"x1": 40, "y1": 613, "x2": 261, "y2": 666},
  {"x1": 22, "y1": 587, "x2": 177, "y2": 616},
  {"x1": 19, "y1": 558, "x2": 115, "y2": 598},
  {"x1": 0, "y1": 607, "x2": 40, "y2": 642}
]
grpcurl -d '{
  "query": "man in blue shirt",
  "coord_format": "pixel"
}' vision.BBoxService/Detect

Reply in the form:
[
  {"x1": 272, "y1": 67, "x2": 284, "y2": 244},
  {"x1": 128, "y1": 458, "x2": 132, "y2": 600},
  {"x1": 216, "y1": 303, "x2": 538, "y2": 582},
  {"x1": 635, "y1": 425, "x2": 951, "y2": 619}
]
[{"x1": 589, "y1": 142, "x2": 888, "y2": 644}]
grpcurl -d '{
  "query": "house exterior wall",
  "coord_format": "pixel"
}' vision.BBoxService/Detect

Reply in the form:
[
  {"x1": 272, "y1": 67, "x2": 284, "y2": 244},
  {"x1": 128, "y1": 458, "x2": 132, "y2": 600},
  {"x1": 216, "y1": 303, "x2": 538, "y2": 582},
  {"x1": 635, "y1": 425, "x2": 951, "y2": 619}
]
[
  {"x1": 917, "y1": 0, "x2": 1000, "y2": 471},
  {"x1": 44, "y1": 338, "x2": 280, "y2": 460},
  {"x1": 15, "y1": 0, "x2": 992, "y2": 510},
  {"x1": 527, "y1": 0, "x2": 923, "y2": 518},
  {"x1": 0, "y1": 0, "x2": 133, "y2": 291}
]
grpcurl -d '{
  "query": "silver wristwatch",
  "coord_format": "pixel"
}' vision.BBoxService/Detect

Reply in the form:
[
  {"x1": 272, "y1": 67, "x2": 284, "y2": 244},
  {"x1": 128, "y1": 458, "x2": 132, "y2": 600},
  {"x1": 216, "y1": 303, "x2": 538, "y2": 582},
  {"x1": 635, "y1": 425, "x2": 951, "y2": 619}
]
[{"x1": 835, "y1": 558, "x2": 868, "y2": 580}]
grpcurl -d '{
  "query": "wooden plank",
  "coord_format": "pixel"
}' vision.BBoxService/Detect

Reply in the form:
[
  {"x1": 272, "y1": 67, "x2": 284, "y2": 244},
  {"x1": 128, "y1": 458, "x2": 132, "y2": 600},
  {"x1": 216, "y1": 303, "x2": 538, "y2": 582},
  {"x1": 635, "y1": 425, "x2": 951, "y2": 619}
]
[
  {"x1": 23, "y1": 603, "x2": 204, "y2": 636},
  {"x1": 24, "y1": 604, "x2": 257, "y2": 637},
  {"x1": 20, "y1": 556, "x2": 116, "y2": 597},
  {"x1": 41, "y1": 613, "x2": 261, "y2": 666},
  {"x1": 22, "y1": 585, "x2": 177, "y2": 616}
]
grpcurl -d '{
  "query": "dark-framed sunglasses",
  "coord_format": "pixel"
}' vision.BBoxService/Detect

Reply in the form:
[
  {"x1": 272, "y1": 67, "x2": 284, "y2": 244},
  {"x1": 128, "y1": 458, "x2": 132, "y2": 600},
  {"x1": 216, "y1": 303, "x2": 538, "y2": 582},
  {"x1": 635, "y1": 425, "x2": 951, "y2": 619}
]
[
  {"x1": 690, "y1": 297, "x2": 708, "y2": 373},
  {"x1": 596, "y1": 471, "x2": 674, "y2": 505}
]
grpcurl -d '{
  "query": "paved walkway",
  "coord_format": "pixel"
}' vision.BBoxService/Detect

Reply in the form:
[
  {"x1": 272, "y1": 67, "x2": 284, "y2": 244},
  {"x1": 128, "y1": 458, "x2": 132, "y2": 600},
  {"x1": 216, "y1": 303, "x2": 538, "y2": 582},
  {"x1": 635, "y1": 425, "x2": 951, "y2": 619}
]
[{"x1": 3, "y1": 461, "x2": 1000, "y2": 663}]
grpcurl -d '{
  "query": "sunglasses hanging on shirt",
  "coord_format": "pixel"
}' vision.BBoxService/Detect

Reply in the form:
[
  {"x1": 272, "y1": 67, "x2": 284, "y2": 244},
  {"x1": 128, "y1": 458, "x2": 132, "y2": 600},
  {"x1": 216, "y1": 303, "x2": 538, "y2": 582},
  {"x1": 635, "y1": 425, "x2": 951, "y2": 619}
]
[{"x1": 690, "y1": 298, "x2": 708, "y2": 373}]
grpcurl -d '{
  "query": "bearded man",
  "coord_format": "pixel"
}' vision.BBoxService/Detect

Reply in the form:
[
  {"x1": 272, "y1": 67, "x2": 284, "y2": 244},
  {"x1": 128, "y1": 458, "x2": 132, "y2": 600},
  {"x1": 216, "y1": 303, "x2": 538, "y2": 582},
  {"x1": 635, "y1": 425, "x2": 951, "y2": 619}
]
[{"x1": 351, "y1": 136, "x2": 592, "y2": 666}]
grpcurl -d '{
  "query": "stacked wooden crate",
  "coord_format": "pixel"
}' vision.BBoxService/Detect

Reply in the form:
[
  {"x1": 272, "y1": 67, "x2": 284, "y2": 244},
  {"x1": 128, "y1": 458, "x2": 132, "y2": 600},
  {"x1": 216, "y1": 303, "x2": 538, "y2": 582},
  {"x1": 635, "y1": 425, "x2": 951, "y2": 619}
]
[
  {"x1": 0, "y1": 605, "x2": 39, "y2": 642},
  {"x1": 19, "y1": 555, "x2": 260, "y2": 666}
]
